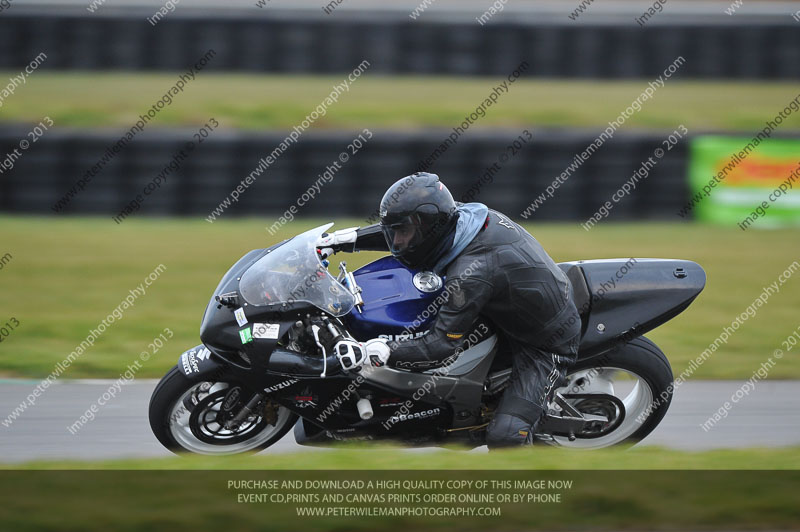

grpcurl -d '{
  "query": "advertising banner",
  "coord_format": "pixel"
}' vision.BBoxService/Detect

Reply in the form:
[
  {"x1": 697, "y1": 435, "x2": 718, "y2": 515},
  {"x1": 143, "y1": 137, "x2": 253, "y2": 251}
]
[{"x1": 688, "y1": 136, "x2": 800, "y2": 229}]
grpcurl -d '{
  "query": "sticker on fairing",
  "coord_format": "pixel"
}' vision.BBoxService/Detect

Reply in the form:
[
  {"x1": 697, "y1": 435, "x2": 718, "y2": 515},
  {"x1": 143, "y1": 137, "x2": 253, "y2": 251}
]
[
  {"x1": 253, "y1": 323, "x2": 281, "y2": 339},
  {"x1": 234, "y1": 308, "x2": 247, "y2": 327},
  {"x1": 180, "y1": 353, "x2": 197, "y2": 374},
  {"x1": 239, "y1": 327, "x2": 253, "y2": 344}
]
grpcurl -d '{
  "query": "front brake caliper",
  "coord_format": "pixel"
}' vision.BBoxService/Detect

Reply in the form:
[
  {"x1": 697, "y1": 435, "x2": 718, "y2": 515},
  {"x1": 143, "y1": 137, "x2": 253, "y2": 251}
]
[{"x1": 263, "y1": 400, "x2": 279, "y2": 426}]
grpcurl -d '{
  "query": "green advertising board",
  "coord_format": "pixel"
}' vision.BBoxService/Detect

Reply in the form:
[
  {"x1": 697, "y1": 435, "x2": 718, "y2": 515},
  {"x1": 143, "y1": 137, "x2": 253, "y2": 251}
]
[{"x1": 688, "y1": 136, "x2": 800, "y2": 229}]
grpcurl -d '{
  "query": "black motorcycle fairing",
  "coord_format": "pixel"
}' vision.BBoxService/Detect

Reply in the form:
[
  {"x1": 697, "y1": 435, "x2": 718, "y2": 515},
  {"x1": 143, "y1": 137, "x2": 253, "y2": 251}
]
[
  {"x1": 293, "y1": 408, "x2": 451, "y2": 447},
  {"x1": 172, "y1": 344, "x2": 372, "y2": 429},
  {"x1": 294, "y1": 418, "x2": 331, "y2": 446},
  {"x1": 176, "y1": 344, "x2": 226, "y2": 380},
  {"x1": 200, "y1": 247, "x2": 273, "y2": 355},
  {"x1": 266, "y1": 347, "x2": 342, "y2": 378},
  {"x1": 198, "y1": 315, "x2": 300, "y2": 379},
  {"x1": 173, "y1": 342, "x2": 328, "y2": 390},
  {"x1": 261, "y1": 374, "x2": 447, "y2": 434},
  {"x1": 558, "y1": 259, "x2": 706, "y2": 358}
]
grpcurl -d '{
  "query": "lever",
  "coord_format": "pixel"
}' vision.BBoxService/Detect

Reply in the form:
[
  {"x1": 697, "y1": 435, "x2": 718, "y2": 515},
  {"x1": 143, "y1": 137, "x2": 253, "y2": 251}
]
[
  {"x1": 337, "y1": 261, "x2": 348, "y2": 283},
  {"x1": 310, "y1": 324, "x2": 328, "y2": 378}
]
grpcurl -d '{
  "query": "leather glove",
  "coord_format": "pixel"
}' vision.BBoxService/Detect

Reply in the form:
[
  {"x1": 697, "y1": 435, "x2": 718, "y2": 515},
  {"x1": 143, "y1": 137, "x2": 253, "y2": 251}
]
[
  {"x1": 317, "y1": 227, "x2": 359, "y2": 257},
  {"x1": 363, "y1": 338, "x2": 391, "y2": 368},
  {"x1": 333, "y1": 338, "x2": 366, "y2": 373}
]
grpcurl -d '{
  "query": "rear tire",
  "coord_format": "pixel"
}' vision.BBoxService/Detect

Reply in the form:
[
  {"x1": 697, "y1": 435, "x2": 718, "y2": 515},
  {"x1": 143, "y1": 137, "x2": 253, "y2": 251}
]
[
  {"x1": 549, "y1": 336, "x2": 673, "y2": 448},
  {"x1": 149, "y1": 365, "x2": 298, "y2": 455}
]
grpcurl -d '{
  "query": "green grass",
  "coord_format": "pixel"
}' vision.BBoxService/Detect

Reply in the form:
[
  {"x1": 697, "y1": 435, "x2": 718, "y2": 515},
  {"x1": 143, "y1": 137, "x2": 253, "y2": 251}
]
[
  {"x1": 0, "y1": 216, "x2": 798, "y2": 380},
  {"x1": 1, "y1": 73, "x2": 799, "y2": 132},
  {"x1": 6, "y1": 445, "x2": 800, "y2": 470},
  {"x1": 2, "y1": 448, "x2": 799, "y2": 531}
]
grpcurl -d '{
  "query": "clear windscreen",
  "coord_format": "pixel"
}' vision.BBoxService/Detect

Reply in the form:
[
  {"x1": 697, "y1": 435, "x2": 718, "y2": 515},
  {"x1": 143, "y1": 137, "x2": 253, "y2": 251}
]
[{"x1": 238, "y1": 224, "x2": 355, "y2": 317}]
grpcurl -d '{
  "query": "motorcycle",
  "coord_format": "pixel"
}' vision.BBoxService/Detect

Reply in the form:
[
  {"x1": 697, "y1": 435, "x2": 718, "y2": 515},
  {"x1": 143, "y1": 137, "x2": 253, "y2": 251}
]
[{"x1": 149, "y1": 223, "x2": 705, "y2": 454}]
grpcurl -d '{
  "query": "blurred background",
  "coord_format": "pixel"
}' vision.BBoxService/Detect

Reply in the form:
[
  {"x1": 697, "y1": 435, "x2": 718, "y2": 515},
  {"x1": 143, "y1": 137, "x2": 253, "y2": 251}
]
[
  {"x1": 0, "y1": 0, "x2": 798, "y2": 381},
  {"x1": 2, "y1": 4, "x2": 800, "y2": 526},
  {"x1": 1, "y1": 0, "x2": 799, "y2": 219}
]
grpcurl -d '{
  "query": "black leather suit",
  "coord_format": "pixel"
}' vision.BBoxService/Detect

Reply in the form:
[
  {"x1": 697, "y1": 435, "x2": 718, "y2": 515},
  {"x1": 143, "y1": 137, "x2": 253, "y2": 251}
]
[{"x1": 353, "y1": 208, "x2": 581, "y2": 447}]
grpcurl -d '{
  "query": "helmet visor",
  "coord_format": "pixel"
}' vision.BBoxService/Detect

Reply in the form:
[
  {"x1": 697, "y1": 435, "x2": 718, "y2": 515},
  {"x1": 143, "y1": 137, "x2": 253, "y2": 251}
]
[
  {"x1": 380, "y1": 203, "x2": 450, "y2": 266},
  {"x1": 381, "y1": 216, "x2": 424, "y2": 256}
]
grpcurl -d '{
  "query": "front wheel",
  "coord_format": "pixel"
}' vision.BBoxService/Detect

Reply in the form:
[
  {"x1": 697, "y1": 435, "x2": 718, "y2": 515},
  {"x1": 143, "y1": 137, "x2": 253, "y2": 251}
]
[
  {"x1": 542, "y1": 336, "x2": 673, "y2": 449},
  {"x1": 149, "y1": 366, "x2": 298, "y2": 455}
]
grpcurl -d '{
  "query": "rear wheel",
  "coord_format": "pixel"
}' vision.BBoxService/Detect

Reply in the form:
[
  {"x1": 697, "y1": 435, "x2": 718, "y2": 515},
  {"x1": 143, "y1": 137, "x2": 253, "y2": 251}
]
[
  {"x1": 543, "y1": 336, "x2": 673, "y2": 449},
  {"x1": 149, "y1": 366, "x2": 298, "y2": 455}
]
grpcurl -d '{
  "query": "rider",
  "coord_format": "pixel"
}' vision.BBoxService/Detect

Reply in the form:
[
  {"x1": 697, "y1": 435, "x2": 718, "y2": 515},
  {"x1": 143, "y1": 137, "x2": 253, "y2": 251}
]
[{"x1": 318, "y1": 172, "x2": 581, "y2": 448}]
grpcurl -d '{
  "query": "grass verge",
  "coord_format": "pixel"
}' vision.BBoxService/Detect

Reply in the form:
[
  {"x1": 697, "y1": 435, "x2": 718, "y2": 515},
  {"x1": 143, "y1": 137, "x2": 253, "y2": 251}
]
[
  {"x1": 5, "y1": 445, "x2": 800, "y2": 470},
  {"x1": 1, "y1": 447, "x2": 799, "y2": 531},
  {"x1": 0, "y1": 74, "x2": 798, "y2": 132}
]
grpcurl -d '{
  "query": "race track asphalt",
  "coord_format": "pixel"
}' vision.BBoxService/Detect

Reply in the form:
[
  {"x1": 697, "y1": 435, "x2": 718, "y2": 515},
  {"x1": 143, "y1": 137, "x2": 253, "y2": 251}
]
[{"x1": 2, "y1": 379, "x2": 798, "y2": 463}]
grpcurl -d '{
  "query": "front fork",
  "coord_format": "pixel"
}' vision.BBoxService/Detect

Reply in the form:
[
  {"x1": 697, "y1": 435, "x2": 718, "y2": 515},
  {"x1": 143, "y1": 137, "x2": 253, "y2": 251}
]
[{"x1": 222, "y1": 390, "x2": 266, "y2": 430}]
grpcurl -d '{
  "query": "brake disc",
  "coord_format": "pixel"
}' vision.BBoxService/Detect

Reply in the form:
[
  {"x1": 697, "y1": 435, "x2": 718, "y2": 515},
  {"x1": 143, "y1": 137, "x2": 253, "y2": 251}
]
[{"x1": 189, "y1": 389, "x2": 268, "y2": 445}]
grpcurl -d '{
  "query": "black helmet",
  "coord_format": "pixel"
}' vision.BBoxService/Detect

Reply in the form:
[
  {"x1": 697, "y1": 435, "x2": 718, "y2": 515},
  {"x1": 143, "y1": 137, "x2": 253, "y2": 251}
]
[{"x1": 379, "y1": 172, "x2": 458, "y2": 270}]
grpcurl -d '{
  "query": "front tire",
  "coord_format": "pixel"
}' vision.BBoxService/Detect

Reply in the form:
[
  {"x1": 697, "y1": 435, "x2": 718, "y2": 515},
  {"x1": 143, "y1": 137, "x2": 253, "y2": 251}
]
[
  {"x1": 547, "y1": 336, "x2": 673, "y2": 449},
  {"x1": 149, "y1": 366, "x2": 298, "y2": 455}
]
